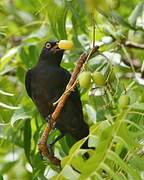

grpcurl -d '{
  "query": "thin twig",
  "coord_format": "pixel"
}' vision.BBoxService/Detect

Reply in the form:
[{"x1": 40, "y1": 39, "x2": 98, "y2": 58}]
[
  {"x1": 53, "y1": 80, "x2": 78, "y2": 106},
  {"x1": 125, "y1": 41, "x2": 144, "y2": 49},
  {"x1": 92, "y1": 13, "x2": 96, "y2": 47},
  {"x1": 38, "y1": 46, "x2": 99, "y2": 166},
  {"x1": 121, "y1": 44, "x2": 135, "y2": 73}
]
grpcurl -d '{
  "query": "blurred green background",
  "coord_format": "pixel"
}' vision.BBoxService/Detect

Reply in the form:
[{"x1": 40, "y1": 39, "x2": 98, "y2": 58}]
[{"x1": 0, "y1": 0, "x2": 144, "y2": 179}]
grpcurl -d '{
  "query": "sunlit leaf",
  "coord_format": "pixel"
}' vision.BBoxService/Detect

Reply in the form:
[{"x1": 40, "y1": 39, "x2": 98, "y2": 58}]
[
  {"x1": 85, "y1": 104, "x2": 96, "y2": 123},
  {"x1": 107, "y1": 150, "x2": 141, "y2": 179},
  {"x1": 11, "y1": 107, "x2": 32, "y2": 126},
  {"x1": 0, "y1": 47, "x2": 19, "y2": 70},
  {"x1": 0, "y1": 90, "x2": 13, "y2": 96},
  {"x1": 100, "y1": 162, "x2": 123, "y2": 180},
  {"x1": 79, "y1": 125, "x2": 113, "y2": 179},
  {"x1": 0, "y1": 102, "x2": 20, "y2": 110},
  {"x1": 128, "y1": 1, "x2": 144, "y2": 27},
  {"x1": 130, "y1": 103, "x2": 144, "y2": 111},
  {"x1": 61, "y1": 138, "x2": 86, "y2": 168},
  {"x1": 61, "y1": 165, "x2": 80, "y2": 180},
  {"x1": 0, "y1": 161, "x2": 18, "y2": 174}
]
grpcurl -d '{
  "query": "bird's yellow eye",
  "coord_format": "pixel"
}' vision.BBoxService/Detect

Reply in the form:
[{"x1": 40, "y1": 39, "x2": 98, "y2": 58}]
[{"x1": 46, "y1": 43, "x2": 51, "y2": 49}]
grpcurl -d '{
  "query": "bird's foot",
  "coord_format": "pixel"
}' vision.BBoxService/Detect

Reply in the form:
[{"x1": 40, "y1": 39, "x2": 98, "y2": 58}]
[
  {"x1": 47, "y1": 144, "x2": 54, "y2": 156},
  {"x1": 45, "y1": 114, "x2": 52, "y2": 123},
  {"x1": 39, "y1": 151, "x2": 44, "y2": 160},
  {"x1": 38, "y1": 141, "x2": 45, "y2": 160},
  {"x1": 38, "y1": 141, "x2": 54, "y2": 159}
]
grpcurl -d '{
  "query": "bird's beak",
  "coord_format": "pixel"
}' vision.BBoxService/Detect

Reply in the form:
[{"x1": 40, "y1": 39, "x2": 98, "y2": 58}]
[
  {"x1": 51, "y1": 40, "x2": 73, "y2": 53},
  {"x1": 51, "y1": 43, "x2": 64, "y2": 53}
]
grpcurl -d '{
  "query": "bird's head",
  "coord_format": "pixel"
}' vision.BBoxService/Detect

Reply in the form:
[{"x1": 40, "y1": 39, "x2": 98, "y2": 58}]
[{"x1": 39, "y1": 40, "x2": 73, "y2": 66}]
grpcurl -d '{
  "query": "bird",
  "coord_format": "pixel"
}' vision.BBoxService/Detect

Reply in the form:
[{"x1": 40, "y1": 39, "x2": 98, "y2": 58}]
[{"x1": 25, "y1": 41, "x2": 89, "y2": 152}]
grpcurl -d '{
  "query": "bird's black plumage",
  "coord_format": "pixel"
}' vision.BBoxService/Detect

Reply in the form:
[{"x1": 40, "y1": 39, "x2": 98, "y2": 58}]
[{"x1": 25, "y1": 41, "x2": 89, "y2": 149}]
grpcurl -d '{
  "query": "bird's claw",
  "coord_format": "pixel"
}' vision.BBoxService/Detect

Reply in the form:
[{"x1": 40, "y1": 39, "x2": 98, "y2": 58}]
[
  {"x1": 38, "y1": 141, "x2": 44, "y2": 159},
  {"x1": 46, "y1": 114, "x2": 55, "y2": 129},
  {"x1": 47, "y1": 144, "x2": 54, "y2": 156},
  {"x1": 45, "y1": 114, "x2": 52, "y2": 123},
  {"x1": 39, "y1": 150, "x2": 44, "y2": 160},
  {"x1": 38, "y1": 141, "x2": 54, "y2": 159}
]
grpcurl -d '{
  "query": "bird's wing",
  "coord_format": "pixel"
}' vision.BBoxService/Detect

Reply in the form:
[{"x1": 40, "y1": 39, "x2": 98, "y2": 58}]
[
  {"x1": 44, "y1": 68, "x2": 71, "y2": 103},
  {"x1": 25, "y1": 70, "x2": 32, "y2": 98},
  {"x1": 59, "y1": 68, "x2": 83, "y2": 111}
]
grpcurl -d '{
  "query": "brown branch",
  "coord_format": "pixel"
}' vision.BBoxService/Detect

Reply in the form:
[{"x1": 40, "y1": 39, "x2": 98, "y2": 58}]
[
  {"x1": 38, "y1": 46, "x2": 99, "y2": 166},
  {"x1": 125, "y1": 41, "x2": 144, "y2": 49},
  {"x1": 122, "y1": 58, "x2": 142, "y2": 70}
]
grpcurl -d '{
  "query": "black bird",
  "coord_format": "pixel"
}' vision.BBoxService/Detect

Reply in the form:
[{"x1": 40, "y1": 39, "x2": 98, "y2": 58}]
[{"x1": 25, "y1": 41, "x2": 89, "y2": 151}]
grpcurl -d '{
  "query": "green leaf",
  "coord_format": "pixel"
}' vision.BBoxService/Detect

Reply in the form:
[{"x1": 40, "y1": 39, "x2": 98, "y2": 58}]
[
  {"x1": 61, "y1": 138, "x2": 86, "y2": 168},
  {"x1": 125, "y1": 120, "x2": 144, "y2": 131},
  {"x1": 0, "y1": 174, "x2": 3, "y2": 180},
  {"x1": 110, "y1": 12, "x2": 132, "y2": 28},
  {"x1": 47, "y1": 0, "x2": 64, "y2": 39},
  {"x1": 19, "y1": 47, "x2": 30, "y2": 68},
  {"x1": 100, "y1": 162, "x2": 124, "y2": 180},
  {"x1": 61, "y1": 165, "x2": 80, "y2": 180},
  {"x1": 0, "y1": 47, "x2": 19, "y2": 70},
  {"x1": 28, "y1": 45, "x2": 38, "y2": 65},
  {"x1": 11, "y1": 107, "x2": 32, "y2": 126},
  {"x1": 57, "y1": 6, "x2": 67, "y2": 39},
  {"x1": 70, "y1": 155, "x2": 85, "y2": 172},
  {"x1": 79, "y1": 125, "x2": 113, "y2": 179},
  {"x1": 69, "y1": 138, "x2": 86, "y2": 155},
  {"x1": 0, "y1": 102, "x2": 20, "y2": 110},
  {"x1": 0, "y1": 161, "x2": 18, "y2": 174},
  {"x1": 88, "y1": 135, "x2": 98, "y2": 148},
  {"x1": 128, "y1": 2, "x2": 144, "y2": 27},
  {"x1": 114, "y1": 135, "x2": 129, "y2": 150},
  {"x1": 24, "y1": 24, "x2": 48, "y2": 41},
  {"x1": 130, "y1": 103, "x2": 144, "y2": 110},
  {"x1": 130, "y1": 155, "x2": 144, "y2": 171},
  {"x1": 107, "y1": 150, "x2": 141, "y2": 179},
  {"x1": 117, "y1": 123, "x2": 136, "y2": 149},
  {"x1": 85, "y1": 104, "x2": 97, "y2": 124},
  {"x1": 0, "y1": 89, "x2": 13, "y2": 96},
  {"x1": 23, "y1": 119, "x2": 31, "y2": 163}
]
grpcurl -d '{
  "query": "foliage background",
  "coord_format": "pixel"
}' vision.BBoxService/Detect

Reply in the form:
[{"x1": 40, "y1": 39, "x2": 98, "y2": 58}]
[{"x1": 0, "y1": 0, "x2": 144, "y2": 179}]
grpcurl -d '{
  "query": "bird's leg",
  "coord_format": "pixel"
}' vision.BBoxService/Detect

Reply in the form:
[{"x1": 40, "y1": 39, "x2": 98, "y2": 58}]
[{"x1": 47, "y1": 132, "x2": 65, "y2": 155}]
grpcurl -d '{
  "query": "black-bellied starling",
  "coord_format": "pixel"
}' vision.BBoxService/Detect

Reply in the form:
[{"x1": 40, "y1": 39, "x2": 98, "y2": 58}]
[{"x1": 25, "y1": 41, "x2": 89, "y2": 150}]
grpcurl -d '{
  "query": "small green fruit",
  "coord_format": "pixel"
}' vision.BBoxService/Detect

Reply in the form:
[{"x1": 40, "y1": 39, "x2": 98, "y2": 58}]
[
  {"x1": 85, "y1": 0, "x2": 109, "y2": 12},
  {"x1": 106, "y1": 0, "x2": 120, "y2": 9},
  {"x1": 92, "y1": 71, "x2": 106, "y2": 86},
  {"x1": 79, "y1": 71, "x2": 91, "y2": 89},
  {"x1": 118, "y1": 95, "x2": 130, "y2": 109}
]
